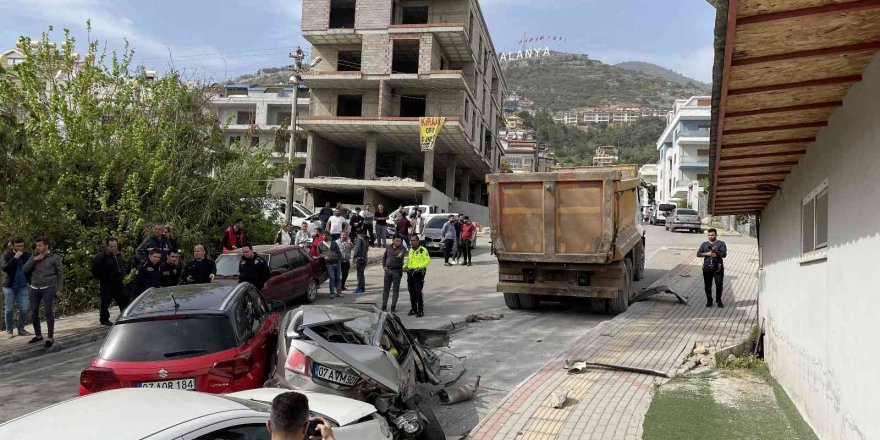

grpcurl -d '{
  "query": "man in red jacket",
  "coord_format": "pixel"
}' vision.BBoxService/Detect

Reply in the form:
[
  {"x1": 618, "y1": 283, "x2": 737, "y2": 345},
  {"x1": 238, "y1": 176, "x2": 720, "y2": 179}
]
[
  {"x1": 222, "y1": 219, "x2": 246, "y2": 253},
  {"x1": 459, "y1": 216, "x2": 476, "y2": 266}
]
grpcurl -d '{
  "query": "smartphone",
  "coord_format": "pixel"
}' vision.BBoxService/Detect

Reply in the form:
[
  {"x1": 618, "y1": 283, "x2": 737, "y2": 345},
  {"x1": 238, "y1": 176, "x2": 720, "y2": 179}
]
[{"x1": 306, "y1": 419, "x2": 321, "y2": 438}]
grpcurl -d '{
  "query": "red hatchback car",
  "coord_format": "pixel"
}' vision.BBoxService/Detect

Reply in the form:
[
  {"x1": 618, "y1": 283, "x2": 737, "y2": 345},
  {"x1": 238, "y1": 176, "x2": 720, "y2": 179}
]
[
  {"x1": 214, "y1": 245, "x2": 327, "y2": 304},
  {"x1": 80, "y1": 283, "x2": 281, "y2": 396}
]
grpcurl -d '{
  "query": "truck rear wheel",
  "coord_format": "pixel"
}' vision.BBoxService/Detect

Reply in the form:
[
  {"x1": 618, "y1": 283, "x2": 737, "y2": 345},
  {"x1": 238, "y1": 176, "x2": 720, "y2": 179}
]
[
  {"x1": 518, "y1": 293, "x2": 540, "y2": 309},
  {"x1": 608, "y1": 259, "x2": 633, "y2": 314},
  {"x1": 503, "y1": 292, "x2": 522, "y2": 309},
  {"x1": 633, "y1": 241, "x2": 646, "y2": 281},
  {"x1": 588, "y1": 298, "x2": 606, "y2": 313}
]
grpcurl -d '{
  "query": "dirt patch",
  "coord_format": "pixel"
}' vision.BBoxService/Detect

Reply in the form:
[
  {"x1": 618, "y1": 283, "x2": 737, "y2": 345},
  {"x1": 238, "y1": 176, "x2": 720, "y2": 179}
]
[{"x1": 710, "y1": 372, "x2": 776, "y2": 409}]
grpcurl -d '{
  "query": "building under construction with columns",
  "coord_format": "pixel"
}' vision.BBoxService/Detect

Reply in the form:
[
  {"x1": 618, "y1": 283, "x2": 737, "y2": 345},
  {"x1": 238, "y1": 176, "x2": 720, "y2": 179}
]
[{"x1": 293, "y1": 0, "x2": 506, "y2": 220}]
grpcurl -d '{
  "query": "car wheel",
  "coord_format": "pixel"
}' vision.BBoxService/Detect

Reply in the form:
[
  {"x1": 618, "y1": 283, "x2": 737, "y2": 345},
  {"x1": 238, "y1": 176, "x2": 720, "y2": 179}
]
[
  {"x1": 518, "y1": 293, "x2": 540, "y2": 309},
  {"x1": 503, "y1": 292, "x2": 522, "y2": 309},
  {"x1": 414, "y1": 398, "x2": 445, "y2": 440},
  {"x1": 305, "y1": 279, "x2": 319, "y2": 303}
]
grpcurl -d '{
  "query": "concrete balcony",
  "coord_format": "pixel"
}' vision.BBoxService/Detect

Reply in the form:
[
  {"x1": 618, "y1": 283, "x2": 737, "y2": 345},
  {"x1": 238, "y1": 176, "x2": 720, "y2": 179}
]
[
  {"x1": 302, "y1": 28, "x2": 361, "y2": 45},
  {"x1": 298, "y1": 115, "x2": 490, "y2": 172},
  {"x1": 301, "y1": 70, "x2": 471, "y2": 95},
  {"x1": 678, "y1": 161, "x2": 709, "y2": 170},
  {"x1": 388, "y1": 23, "x2": 471, "y2": 62}
]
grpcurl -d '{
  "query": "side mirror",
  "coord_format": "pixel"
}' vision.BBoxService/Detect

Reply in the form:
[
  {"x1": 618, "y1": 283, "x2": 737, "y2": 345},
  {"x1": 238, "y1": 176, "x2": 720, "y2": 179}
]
[
  {"x1": 270, "y1": 269, "x2": 283, "y2": 277},
  {"x1": 271, "y1": 300, "x2": 285, "y2": 312}
]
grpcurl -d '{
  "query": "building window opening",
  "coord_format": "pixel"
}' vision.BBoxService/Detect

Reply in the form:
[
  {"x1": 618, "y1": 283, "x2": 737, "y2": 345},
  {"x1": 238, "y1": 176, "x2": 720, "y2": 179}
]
[
  {"x1": 392, "y1": 40, "x2": 420, "y2": 74},
  {"x1": 401, "y1": 5, "x2": 429, "y2": 24},
  {"x1": 399, "y1": 95, "x2": 426, "y2": 117},
  {"x1": 329, "y1": 0, "x2": 356, "y2": 29},
  {"x1": 337, "y1": 50, "x2": 362, "y2": 71},
  {"x1": 337, "y1": 95, "x2": 363, "y2": 117},
  {"x1": 236, "y1": 111, "x2": 255, "y2": 125}
]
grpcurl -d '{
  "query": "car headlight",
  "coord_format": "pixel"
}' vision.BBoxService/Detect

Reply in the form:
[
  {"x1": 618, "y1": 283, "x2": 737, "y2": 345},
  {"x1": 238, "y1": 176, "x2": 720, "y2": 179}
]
[
  {"x1": 377, "y1": 414, "x2": 392, "y2": 438},
  {"x1": 393, "y1": 411, "x2": 421, "y2": 435}
]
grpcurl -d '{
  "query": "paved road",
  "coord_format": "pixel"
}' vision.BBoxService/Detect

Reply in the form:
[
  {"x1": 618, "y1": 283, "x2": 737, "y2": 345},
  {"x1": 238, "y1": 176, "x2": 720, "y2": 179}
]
[{"x1": 0, "y1": 225, "x2": 710, "y2": 435}]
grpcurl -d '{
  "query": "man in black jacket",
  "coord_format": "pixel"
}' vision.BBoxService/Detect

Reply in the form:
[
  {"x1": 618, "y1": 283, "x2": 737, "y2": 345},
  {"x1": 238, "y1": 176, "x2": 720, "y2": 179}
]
[
  {"x1": 182, "y1": 244, "x2": 216, "y2": 284},
  {"x1": 161, "y1": 250, "x2": 183, "y2": 287},
  {"x1": 135, "y1": 223, "x2": 172, "y2": 264},
  {"x1": 3, "y1": 238, "x2": 32, "y2": 336},
  {"x1": 381, "y1": 236, "x2": 406, "y2": 312},
  {"x1": 239, "y1": 245, "x2": 270, "y2": 290},
  {"x1": 92, "y1": 238, "x2": 129, "y2": 326},
  {"x1": 134, "y1": 249, "x2": 163, "y2": 297}
]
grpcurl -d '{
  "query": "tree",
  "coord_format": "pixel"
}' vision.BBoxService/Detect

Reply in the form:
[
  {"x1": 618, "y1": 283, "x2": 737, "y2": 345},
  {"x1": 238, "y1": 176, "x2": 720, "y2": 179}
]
[{"x1": 0, "y1": 26, "x2": 278, "y2": 317}]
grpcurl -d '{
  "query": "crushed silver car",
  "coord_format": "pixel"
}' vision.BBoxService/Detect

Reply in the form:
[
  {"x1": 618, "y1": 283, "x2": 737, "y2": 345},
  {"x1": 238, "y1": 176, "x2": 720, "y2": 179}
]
[{"x1": 267, "y1": 304, "x2": 449, "y2": 440}]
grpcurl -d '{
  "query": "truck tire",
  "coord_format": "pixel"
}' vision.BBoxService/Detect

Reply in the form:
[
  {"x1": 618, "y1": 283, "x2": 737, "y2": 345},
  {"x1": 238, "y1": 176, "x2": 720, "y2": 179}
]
[
  {"x1": 588, "y1": 298, "x2": 606, "y2": 313},
  {"x1": 608, "y1": 259, "x2": 633, "y2": 314},
  {"x1": 633, "y1": 241, "x2": 646, "y2": 281},
  {"x1": 503, "y1": 292, "x2": 522, "y2": 309},
  {"x1": 518, "y1": 293, "x2": 540, "y2": 309}
]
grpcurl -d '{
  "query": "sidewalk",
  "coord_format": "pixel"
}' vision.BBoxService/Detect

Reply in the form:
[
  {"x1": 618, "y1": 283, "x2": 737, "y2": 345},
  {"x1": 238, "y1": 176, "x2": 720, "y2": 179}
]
[
  {"x1": 0, "y1": 246, "x2": 387, "y2": 365},
  {"x1": 469, "y1": 242, "x2": 759, "y2": 440}
]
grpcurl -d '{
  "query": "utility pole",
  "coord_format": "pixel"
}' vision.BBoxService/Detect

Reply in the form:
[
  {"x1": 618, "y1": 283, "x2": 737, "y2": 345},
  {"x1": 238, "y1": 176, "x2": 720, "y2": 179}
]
[{"x1": 285, "y1": 47, "x2": 305, "y2": 225}]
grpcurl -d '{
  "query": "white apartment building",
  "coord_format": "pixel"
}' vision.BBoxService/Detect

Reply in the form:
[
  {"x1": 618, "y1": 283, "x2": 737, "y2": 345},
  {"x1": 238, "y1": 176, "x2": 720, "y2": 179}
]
[
  {"x1": 553, "y1": 111, "x2": 578, "y2": 126},
  {"x1": 655, "y1": 96, "x2": 711, "y2": 208},
  {"x1": 209, "y1": 84, "x2": 311, "y2": 197}
]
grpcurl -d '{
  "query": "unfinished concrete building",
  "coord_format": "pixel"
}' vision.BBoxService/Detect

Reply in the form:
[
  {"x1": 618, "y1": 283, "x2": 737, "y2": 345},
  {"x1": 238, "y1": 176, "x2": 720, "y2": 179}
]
[{"x1": 297, "y1": 0, "x2": 505, "y2": 217}]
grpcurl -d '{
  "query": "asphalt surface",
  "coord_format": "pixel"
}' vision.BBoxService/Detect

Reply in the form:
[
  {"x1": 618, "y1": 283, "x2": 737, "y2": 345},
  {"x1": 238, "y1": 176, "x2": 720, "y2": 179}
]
[{"x1": 0, "y1": 224, "x2": 719, "y2": 435}]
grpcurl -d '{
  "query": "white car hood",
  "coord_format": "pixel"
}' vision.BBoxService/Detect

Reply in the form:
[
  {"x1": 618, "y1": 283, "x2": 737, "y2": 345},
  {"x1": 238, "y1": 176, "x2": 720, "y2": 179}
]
[{"x1": 228, "y1": 388, "x2": 378, "y2": 426}]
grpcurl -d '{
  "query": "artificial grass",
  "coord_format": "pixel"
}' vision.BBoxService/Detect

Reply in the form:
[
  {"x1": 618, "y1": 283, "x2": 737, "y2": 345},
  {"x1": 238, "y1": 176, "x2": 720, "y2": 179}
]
[{"x1": 643, "y1": 366, "x2": 819, "y2": 440}]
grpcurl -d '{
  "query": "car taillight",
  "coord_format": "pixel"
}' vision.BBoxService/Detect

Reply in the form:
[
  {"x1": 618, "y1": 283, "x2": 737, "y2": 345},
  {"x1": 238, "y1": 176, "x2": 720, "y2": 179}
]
[
  {"x1": 212, "y1": 354, "x2": 252, "y2": 380},
  {"x1": 285, "y1": 347, "x2": 310, "y2": 376},
  {"x1": 80, "y1": 366, "x2": 120, "y2": 395}
]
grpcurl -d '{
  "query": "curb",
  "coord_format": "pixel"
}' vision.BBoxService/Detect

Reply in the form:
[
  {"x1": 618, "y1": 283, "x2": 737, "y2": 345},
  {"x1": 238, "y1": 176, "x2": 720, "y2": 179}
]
[
  {"x1": 0, "y1": 326, "x2": 110, "y2": 366},
  {"x1": 715, "y1": 337, "x2": 754, "y2": 364}
]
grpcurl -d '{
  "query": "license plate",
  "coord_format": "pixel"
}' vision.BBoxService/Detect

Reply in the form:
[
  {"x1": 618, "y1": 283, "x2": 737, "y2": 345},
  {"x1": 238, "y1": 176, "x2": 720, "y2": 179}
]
[
  {"x1": 312, "y1": 363, "x2": 360, "y2": 386},
  {"x1": 500, "y1": 273, "x2": 524, "y2": 281},
  {"x1": 137, "y1": 378, "x2": 196, "y2": 390}
]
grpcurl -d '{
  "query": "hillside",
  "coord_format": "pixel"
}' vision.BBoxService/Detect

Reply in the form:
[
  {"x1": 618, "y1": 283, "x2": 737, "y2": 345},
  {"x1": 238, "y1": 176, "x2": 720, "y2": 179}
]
[
  {"x1": 615, "y1": 61, "x2": 711, "y2": 90},
  {"x1": 502, "y1": 52, "x2": 707, "y2": 112},
  {"x1": 231, "y1": 66, "x2": 293, "y2": 85}
]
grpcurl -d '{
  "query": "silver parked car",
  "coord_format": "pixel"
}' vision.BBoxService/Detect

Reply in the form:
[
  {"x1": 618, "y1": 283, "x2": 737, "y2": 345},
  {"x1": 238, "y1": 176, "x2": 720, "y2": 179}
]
[
  {"x1": 421, "y1": 213, "x2": 459, "y2": 254},
  {"x1": 268, "y1": 304, "x2": 447, "y2": 440},
  {"x1": 666, "y1": 208, "x2": 703, "y2": 233},
  {"x1": 0, "y1": 387, "x2": 391, "y2": 440}
]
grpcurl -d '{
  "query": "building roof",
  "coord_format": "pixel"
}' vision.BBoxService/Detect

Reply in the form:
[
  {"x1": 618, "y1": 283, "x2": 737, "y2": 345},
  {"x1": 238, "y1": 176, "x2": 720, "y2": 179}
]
[{"x1": 708, "y1": 0, "x2": 880, "y2": 215}]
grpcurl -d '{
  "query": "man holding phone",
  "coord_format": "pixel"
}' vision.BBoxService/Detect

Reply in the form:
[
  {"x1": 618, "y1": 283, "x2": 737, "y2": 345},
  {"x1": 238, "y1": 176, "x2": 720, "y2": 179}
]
[
  {"x1": 267, "y1": 391, "x2": 336, "y2": 440},
  {"x1": 22, "y1": 236, "x2": 64, "y2": 348}
]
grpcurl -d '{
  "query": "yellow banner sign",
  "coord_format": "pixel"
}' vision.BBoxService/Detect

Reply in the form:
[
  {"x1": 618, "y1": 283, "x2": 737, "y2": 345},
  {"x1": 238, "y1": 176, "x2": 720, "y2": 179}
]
[{"x1": 419, "y1": 117, "x2": 446, "y2": 152}]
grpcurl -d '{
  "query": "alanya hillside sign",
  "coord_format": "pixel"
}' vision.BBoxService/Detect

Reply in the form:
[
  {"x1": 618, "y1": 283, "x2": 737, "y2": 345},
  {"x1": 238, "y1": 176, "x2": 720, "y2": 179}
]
[{"x1": 499, "y1": 47, "x2": 552, "y2": 62}]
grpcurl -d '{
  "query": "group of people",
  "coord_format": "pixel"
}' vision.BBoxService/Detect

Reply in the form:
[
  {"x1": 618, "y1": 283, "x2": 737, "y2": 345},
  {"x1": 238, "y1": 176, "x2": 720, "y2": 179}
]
[
  {"x1": 440, "y1": 214, "x2": 477, "y2": 266},
  {"x1": 2, "y1": 236, "x2": 64, "y2": 348},
  {"x1": 275, "y1": 201, "x2": 444, "y2": 317}
]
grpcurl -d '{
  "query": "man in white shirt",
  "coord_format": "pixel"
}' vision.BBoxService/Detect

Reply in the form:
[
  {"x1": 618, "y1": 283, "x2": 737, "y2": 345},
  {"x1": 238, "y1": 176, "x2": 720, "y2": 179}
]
[{"x1": 327, "y1": 209, "x2": 347, "y2": 241}]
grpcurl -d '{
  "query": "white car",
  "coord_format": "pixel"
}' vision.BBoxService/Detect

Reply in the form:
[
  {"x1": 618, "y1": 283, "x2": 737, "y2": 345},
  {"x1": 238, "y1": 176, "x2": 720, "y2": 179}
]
[
  {"x1": 264, "y1": 199, "x2": 321, "y2": 232},
  {"x1": 0, "y1": 388, "x2": 391, "y2": 440}
]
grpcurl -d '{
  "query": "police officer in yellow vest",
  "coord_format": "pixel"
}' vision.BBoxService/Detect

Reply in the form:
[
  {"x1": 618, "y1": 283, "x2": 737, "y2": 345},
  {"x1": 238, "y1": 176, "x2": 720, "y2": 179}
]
[{"x1": 404, "y1": 235, "x2": 431, "y2": 317}]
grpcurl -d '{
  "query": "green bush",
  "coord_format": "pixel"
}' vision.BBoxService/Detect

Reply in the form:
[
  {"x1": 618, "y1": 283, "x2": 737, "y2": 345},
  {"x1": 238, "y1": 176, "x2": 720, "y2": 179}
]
[{"x1": 0, "y1": 26, "x2": 277, "y2": 321}]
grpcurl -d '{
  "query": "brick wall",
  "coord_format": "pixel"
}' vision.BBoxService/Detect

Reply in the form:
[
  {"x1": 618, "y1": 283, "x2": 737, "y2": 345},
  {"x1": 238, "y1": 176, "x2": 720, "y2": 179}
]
[
  {"x1": 355, "y1": 0, "x2": 392, "y2": 29},
  {"x1": 311, "y1": 44, "x2": 362, "y2": 71},
  {"x1": 302, "y1": 0, "x2": 329, "y2": 31},
  {"x1": 361, "y1": 33, "x2": 391, "y2": 75}
]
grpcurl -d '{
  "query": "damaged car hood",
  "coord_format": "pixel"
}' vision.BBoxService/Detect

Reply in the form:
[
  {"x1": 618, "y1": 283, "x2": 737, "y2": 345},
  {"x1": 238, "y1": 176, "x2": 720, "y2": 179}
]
[{"x1": 303, "y1": 326, "x2": 402, "y2": 394}]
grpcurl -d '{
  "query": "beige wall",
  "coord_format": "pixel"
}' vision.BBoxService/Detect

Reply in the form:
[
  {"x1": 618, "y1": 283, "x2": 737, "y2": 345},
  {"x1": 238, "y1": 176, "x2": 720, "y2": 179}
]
[
  {"x1": 301, "y1": 0, "x2": 330, "y2": 31},
  {"x1": 355, "y1": 0, "x2": 392, "y2": 29},
  {"x1": 311, "y1": 44, "x2": 363, "y2": 72}
]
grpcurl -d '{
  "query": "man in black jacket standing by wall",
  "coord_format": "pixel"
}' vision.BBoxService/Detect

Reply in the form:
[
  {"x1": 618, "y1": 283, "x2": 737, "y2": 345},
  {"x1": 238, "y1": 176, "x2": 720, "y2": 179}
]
[
  {"x1": 697, "y1": 228, "x2": 728, "y2": 308},
  {"x1": 92, "y1": 238, "x2": 129, "y2": 326}
]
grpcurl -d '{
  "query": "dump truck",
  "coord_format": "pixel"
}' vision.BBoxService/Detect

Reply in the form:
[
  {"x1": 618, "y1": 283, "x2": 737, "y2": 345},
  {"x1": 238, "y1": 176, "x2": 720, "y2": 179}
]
[{"x1": 487, "y1": 165, "x2": 646, "y2": 314}]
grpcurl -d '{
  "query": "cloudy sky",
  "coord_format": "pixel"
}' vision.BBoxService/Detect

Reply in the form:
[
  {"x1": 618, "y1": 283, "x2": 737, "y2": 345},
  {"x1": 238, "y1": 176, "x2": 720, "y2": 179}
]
[{"x1": 0, "y1": 0, "x2": 717, "y2": 83}]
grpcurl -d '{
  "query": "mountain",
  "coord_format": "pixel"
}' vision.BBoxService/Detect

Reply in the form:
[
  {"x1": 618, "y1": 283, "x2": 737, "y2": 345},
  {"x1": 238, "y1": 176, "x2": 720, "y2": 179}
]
[
  {"x1": 231, "y1": 66, "x2": 293, "y2": 85},
  {"x1": 501, "y1": 52, "x2": 707, "y2": 112},
  {"x1": 614, "y1": 61, "x2": 710, "y2": 90}
]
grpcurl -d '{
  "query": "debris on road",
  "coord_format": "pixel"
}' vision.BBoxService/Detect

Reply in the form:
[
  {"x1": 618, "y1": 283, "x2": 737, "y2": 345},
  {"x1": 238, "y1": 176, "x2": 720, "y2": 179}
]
[
  {"x1": 564, "y1": 359, "x2": 670, "y2": 378},
  {"x1": 465, "y1": 313, "x2": 504, "y2": 323},
  {"x1": 435, "y1": 376, "x2": 481, "y2": 404},
  {"x1": 548, "y1": 388, "x2": 570, "y2": 409},
  {"x1": 629, "y1": 285, "x2": 688, "y2": 305}
]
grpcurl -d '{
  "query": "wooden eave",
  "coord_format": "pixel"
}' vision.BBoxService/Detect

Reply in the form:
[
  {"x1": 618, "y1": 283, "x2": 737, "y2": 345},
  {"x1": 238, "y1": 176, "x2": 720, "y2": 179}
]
[{"x1": 709, "y1": 0, "x2": 880, "y2": 214}]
